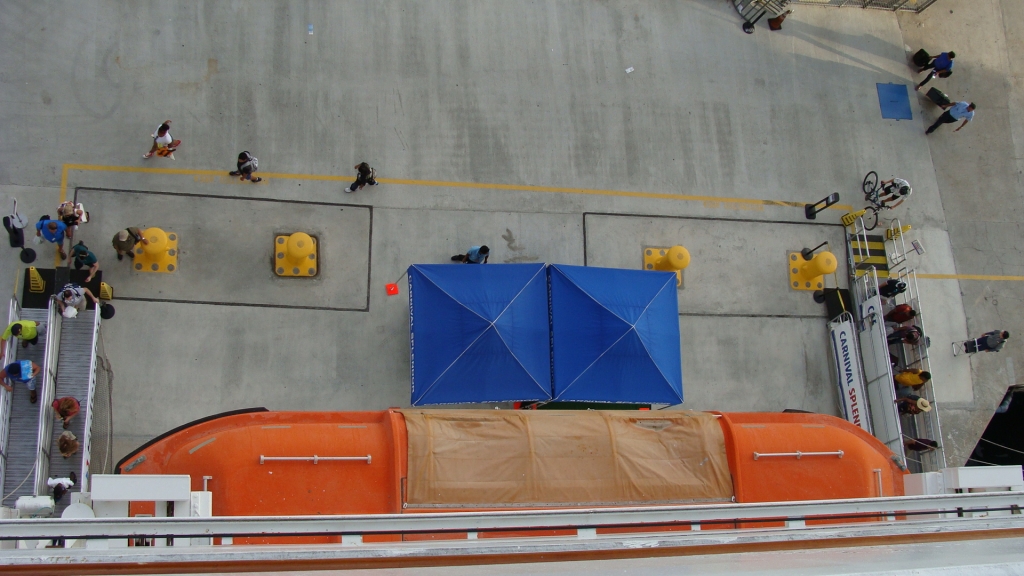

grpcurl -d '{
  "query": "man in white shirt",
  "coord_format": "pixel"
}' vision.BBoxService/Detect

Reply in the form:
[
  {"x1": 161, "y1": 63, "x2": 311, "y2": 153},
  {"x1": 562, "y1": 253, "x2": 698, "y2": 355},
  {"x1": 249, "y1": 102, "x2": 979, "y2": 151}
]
[{"x1": 926, "y1": 101, "x2": 976, "y2": 135}]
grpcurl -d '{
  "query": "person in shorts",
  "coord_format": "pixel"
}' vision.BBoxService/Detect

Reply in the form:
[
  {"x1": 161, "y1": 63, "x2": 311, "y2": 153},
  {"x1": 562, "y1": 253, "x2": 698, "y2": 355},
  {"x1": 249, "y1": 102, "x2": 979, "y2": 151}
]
[
  {"x1": 229, "y1": 151, "x2": 262, "y2": 183},
  {"x1": 0, "y1": 359, "x2": 41, "y2": 403},
  {"x1": 112, "y1": 227, "x2": 148, "y2": 261}
]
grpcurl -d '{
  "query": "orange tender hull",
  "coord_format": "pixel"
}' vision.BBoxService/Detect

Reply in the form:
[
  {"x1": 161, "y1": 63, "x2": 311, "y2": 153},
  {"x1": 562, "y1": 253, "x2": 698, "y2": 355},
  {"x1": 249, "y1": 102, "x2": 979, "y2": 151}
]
[{"x1": 118, "y1": 409, "x2": 905, "y2": 542}]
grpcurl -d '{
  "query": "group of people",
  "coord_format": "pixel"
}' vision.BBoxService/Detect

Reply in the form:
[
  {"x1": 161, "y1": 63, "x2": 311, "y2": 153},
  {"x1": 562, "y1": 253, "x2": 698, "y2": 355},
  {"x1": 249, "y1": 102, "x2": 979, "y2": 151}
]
[
  {"x1": 143, "y1": 119, "x2": 381, "y2": 195},
  {"x1": 912, "y1": 49, "x2": 977, "y2": 135}
]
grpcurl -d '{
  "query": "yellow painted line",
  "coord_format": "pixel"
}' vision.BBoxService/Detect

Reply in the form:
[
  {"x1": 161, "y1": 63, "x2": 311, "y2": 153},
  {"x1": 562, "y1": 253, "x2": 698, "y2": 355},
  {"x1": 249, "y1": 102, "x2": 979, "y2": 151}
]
[
  {"x1": 850, "y1": 241, "x2": 885, "y2": 250},
  {"x1": 854, "y1": 256, "x2": 888, "y2": 265},
  {"x1": 918, "y1": 273, "x2": 1024, "y2": 281},
  {"x1": 58, "y1": 164, "x2": 854, "y2": 213}
]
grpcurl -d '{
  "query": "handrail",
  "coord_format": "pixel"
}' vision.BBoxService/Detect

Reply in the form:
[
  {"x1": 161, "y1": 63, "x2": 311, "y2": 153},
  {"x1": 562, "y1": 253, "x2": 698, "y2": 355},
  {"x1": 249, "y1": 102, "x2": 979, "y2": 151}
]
[
  {"x1": 0, "y1": 296, "x2": 20, "y2": 492},
  {"x1": 2, "y1": 491, "x2": 1022, "y2": 541},
  {"x1": 78, "y1": 306, "x2": 103, "y2": 492},
  {"x1": 33, "y1": 296, "x2": 61, "y2": 496},
  {"x1": 260, "y1": 455, "x2": 372, "y2": 464},
  {"x1": 753, "y1": 450, "x2": 843, "y2": 460},
  {"x1": 886, "y1": 217, "x2": 909, "y2": 268}
]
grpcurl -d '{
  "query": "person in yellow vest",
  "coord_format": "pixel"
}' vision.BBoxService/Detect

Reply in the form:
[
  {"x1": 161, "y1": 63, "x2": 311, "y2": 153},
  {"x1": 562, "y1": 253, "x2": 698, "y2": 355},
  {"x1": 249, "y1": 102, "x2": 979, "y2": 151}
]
[{"x1": 895, "y1": 368, "x2": 931, "y2": 389}]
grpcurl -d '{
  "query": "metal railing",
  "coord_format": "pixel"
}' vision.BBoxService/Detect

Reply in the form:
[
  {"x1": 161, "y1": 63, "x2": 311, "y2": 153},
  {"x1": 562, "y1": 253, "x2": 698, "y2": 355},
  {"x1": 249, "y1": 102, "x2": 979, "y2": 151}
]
[
  {"x1": 32, "y1": 297, "x2": 61, "y2": 496},
  {"x1": 0, "y1": 296, "x2": 20, "y2": 493},
  {"x1": 789, "y1": 0, "x2": 940, "y2": 13},
  {"x1": 0, "y1": 491, "x2": 1021, "y2": 542},
  {"x1": 78, "y1": 308, "x2": 102, "y2": 493}
]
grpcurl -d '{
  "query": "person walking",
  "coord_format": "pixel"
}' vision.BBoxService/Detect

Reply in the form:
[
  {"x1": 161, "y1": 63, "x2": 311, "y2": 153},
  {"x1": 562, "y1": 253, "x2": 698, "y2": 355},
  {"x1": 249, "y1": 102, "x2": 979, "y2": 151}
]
[
  {"x1": 887, "y1": 325, "x2": 923, "y2": 346},
  {"x1": 112, "y1": 226, "x2": 148, "y2": 261},
  {"x1": 451, "y1": 245, "x2": 490, "y2": 264},
  {"x1": 142, "y1": 120, "x2": 180, "y2": 159},
  {"x1": 345, "y1": 162, "x2": 378, "y2": 193},
  {"x1": 228, "y1": 151, "x2": 262, "y2": 183},
  {"x1": 56, "y1": 283, "x2": 100, "y2": 317},
  {"x1": 895, "y1": 368, "x2": 931, "y2": 389},
  {"x1": 915, "y1": 51, "x2": 955, "y2": 91},
  {"x1": 52, "y1": 397, "x2": 80, "y2": 429},
  {"x1": 926, "y1": 101, "x2": 976, "y2": 135},
  {"x1": 957, "y1": 330, "x2": 1010, "y2": 355},
  {"x1": 35, "y1": 217, "x2": 67, "y2": 260},
  {"x1": 878, "y1": 278, "x2": 908, "y2": 299},
  {"x1": 48, "y1": 472, "x2": 77, "y2": 503},
  {"x1": 0, "y1": 319, "x2": 46, "y2": 358},
  {"x1": 884, "y1": 303, "x2": 918, "y2": 324},
  {"x1": 70, "y1": 241, "x2": 99, "y2": 283},
  {"x1": 896, "y1": 395, "x2": 931, "y2": 415},
  {"x1": 903, "y1": 437, "x2": 939, "y2": 453},
  {"x1": 0, "y1": 359, "x2": 41, "y2": 403},
  {"x1": 57, "y1": 200, "x2": 87, "y2": 239}
]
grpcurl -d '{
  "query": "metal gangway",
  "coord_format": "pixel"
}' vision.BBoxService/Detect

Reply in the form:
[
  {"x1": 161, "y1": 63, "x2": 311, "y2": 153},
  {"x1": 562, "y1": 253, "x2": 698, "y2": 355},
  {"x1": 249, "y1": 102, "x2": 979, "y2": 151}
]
[
  {"x1": 843, "y1": 215, "x2": 946, "y2": 473},
  {"x1": 0, "y1": 282, "x2": 103, "y2": 516}
]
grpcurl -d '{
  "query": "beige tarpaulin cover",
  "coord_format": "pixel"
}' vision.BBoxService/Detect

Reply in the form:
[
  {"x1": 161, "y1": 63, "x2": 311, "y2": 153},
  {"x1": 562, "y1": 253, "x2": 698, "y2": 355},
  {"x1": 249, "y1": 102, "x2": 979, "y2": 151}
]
[{"x1": 402, "y1": 410, "x2": 734, "y2": 507}]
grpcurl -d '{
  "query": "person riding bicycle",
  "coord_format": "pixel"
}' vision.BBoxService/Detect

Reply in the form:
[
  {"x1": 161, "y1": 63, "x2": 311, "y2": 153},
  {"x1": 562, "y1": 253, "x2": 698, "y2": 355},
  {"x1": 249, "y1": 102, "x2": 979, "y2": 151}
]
[{"x1": 876, "y1": 177, "x2": 912, "y2": 209}]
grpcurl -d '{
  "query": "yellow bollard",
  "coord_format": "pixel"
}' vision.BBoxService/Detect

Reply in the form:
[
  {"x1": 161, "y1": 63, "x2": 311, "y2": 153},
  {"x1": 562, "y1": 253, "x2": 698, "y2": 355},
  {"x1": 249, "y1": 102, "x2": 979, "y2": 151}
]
[
  {"x1": 886, "y1": 224, "x2": 912, "y2": 241},
  {"x1": 643, "y1": 245, "x2": 690, "y2": 288},
  {"x1": 28, "y1": 267, "x2": 45, "y2": 293},
  {"x1": 133, "y1": 227, "x2": 178, "y2": 273},
  {"x1": 653, "y1": 246, "x2": 691, "y2": 272},
  {"x1": 274, "y1": 232, "x2": 318, "y2": 277},
  {"x1": 788, "y1": 251, "x2": 837, "y2": 291}
]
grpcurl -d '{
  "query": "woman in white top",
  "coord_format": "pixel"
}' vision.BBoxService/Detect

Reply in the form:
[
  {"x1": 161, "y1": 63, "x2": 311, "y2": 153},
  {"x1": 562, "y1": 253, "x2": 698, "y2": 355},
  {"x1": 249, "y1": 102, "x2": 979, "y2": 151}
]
[{"x1": 143, "y1": 120, "x2": 179, "y2": 159}]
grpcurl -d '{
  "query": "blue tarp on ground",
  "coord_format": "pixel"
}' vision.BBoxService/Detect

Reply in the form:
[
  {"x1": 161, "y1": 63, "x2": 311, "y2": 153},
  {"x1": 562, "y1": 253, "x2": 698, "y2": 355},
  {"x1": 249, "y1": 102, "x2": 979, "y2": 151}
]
[
  {"x1": 408, "y1": 263, "x2": 552, "y2": 405},
  {"x1": 549, "y1": 264, "x2": 683, "y2": 404}
]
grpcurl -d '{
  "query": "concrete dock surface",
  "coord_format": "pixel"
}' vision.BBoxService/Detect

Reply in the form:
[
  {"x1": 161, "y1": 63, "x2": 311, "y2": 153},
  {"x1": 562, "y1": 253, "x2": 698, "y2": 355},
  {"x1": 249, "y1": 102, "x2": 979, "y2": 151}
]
[{"x1": 0, "y1": 0, "x2": 1019, "y2": 469}]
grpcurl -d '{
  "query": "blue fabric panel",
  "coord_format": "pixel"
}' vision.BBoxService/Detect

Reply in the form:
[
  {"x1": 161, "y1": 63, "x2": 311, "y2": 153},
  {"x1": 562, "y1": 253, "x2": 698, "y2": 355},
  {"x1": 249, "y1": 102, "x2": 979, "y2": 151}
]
[
  {"x1": 877, "y1": 83, "x2": 913, "y2": 120},
  {"x1": 550, "y1": 264, "x2": 683, "y2": 404},
  {"x1": 409, "y1": 264, "x2": 551, "y2": 405}
]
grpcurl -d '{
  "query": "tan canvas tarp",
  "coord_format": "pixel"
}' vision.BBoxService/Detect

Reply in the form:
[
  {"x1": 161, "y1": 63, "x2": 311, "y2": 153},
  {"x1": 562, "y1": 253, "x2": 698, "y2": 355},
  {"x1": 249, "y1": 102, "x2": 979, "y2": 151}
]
[{"x1": 402, "y1": 410, "x2": 734, "y2": 506}]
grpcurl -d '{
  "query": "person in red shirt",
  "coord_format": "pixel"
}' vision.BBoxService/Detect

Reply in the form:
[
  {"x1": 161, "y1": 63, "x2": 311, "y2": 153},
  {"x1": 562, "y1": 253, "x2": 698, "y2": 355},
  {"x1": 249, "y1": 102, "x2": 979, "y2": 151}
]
[{"x1": 885, "y1": 304, "x2": 918, "y2": 324}]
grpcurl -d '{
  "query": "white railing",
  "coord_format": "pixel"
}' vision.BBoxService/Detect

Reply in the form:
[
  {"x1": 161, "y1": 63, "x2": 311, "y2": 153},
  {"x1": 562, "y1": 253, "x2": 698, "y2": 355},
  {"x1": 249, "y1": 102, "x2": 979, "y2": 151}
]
[
  {"x1": 259, "y1": 455, "x2": 371, "y2": 464},
  {"x1": 78, "y1": 308, "x2": 102, "y2": 493},
  {"x1": 752, "y1": 450, "x2": 844, "y2": 460},
  {"x1": 1, "y1": 492, "x2": 1022, "y2": 542},
  {"x1": 0, "y1": 296, "x2": 20, "y2": 493},
  {"x1": 32, "y1": 297, "x2": 61, "y2": 496}
]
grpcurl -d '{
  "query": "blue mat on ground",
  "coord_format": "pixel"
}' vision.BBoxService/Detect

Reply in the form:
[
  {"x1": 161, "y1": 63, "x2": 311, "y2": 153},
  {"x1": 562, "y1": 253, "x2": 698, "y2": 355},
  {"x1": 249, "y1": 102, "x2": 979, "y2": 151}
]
[
  {"x1": 408, "y1": 263, "x2": 552, "y2": 405},
  {"x1": 548, "y1": 264, "x2": 683, "y2": 404},
  {"x1": 877, "y1": 83, "x2": 913, "y2": 120}
]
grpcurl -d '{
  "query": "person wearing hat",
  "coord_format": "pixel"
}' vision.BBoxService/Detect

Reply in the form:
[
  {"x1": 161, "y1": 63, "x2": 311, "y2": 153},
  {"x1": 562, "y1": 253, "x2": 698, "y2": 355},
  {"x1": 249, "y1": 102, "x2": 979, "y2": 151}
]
[
  {"x1": 56, "y1": 283, "x2": 99, "y2": 317},
  {"x1": 0, "y1": 319, "x2": 45, "y2": 358},
  {"x1": 0, "y1": 359, "x2": 41, "y2": 403},
  {"x1": 111, "y1": 226, "x2": 148, "y2": 261},
  {"x1": 897, "y1": 395, "x2": 932, "y2": 415},
  {"x1": 52, "y1": 397, "x2": 80, "y2": 429}
]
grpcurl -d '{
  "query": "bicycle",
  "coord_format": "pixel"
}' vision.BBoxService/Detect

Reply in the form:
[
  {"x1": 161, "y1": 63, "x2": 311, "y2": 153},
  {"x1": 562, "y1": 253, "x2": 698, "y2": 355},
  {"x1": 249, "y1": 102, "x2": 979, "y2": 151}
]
[{"x1": 858, "y1": 171, "x2": 891, "y2": 231}]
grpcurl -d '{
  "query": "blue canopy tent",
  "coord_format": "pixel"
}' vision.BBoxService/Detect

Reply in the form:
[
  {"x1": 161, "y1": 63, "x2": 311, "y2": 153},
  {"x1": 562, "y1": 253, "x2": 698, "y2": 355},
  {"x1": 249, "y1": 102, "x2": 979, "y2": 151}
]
[
  {"x1": 549, "y1": 264, "x2": 683, "y2": 404},
  {"x1": 408, "y1": 264, "x2": 552, "y2": 405}
]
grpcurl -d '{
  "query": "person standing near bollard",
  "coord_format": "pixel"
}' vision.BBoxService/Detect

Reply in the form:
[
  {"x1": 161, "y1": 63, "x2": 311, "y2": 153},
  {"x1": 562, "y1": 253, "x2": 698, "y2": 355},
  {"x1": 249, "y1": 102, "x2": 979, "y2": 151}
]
[
  {"x1": 956, "y1": 330, "x2": 1010, "y2": 355},
  {"x1": 35, "y1": 217, "x2": 67, "y2": 260},
  {"x1": 70, "y1": 241, "x2": 99, "y2": 283},
  {"x1": 915, "y1": 51, "x2": 954, "y2": 91},
  {"x1": 345, "y1": 162, "x2": 378, "y2": 193},
  {"x1": 112, "y1": 226, "x2": 148, "y2": 261},
  {"x1": 451, "y1": 245, "x2": 489, "y2": 264},
  {"x1": 228, "y1": 151, "x2": 262, "y2": 183},
  {"x1": 926, "y1": 101, "x2": 975, "y2": 135}
]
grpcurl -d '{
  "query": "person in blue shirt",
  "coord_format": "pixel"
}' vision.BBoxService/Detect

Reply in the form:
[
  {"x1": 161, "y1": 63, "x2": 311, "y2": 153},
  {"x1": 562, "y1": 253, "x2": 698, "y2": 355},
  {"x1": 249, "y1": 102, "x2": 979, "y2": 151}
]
[
  {"x1": 0, "y1": 360, "x2": 41, "y2": 403},
  {"x1": 35, "y1": 218, "x2": 68, "y2": 260},
  {"x1": 926, "y1": 101, "x2": 976, "y2": 135},
  {"x1": 450, "y1": 245, "x2": 490, "y2": 264},
  {"x1": 915, "y1": 51, "x2": 954, "y2": 91}
]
